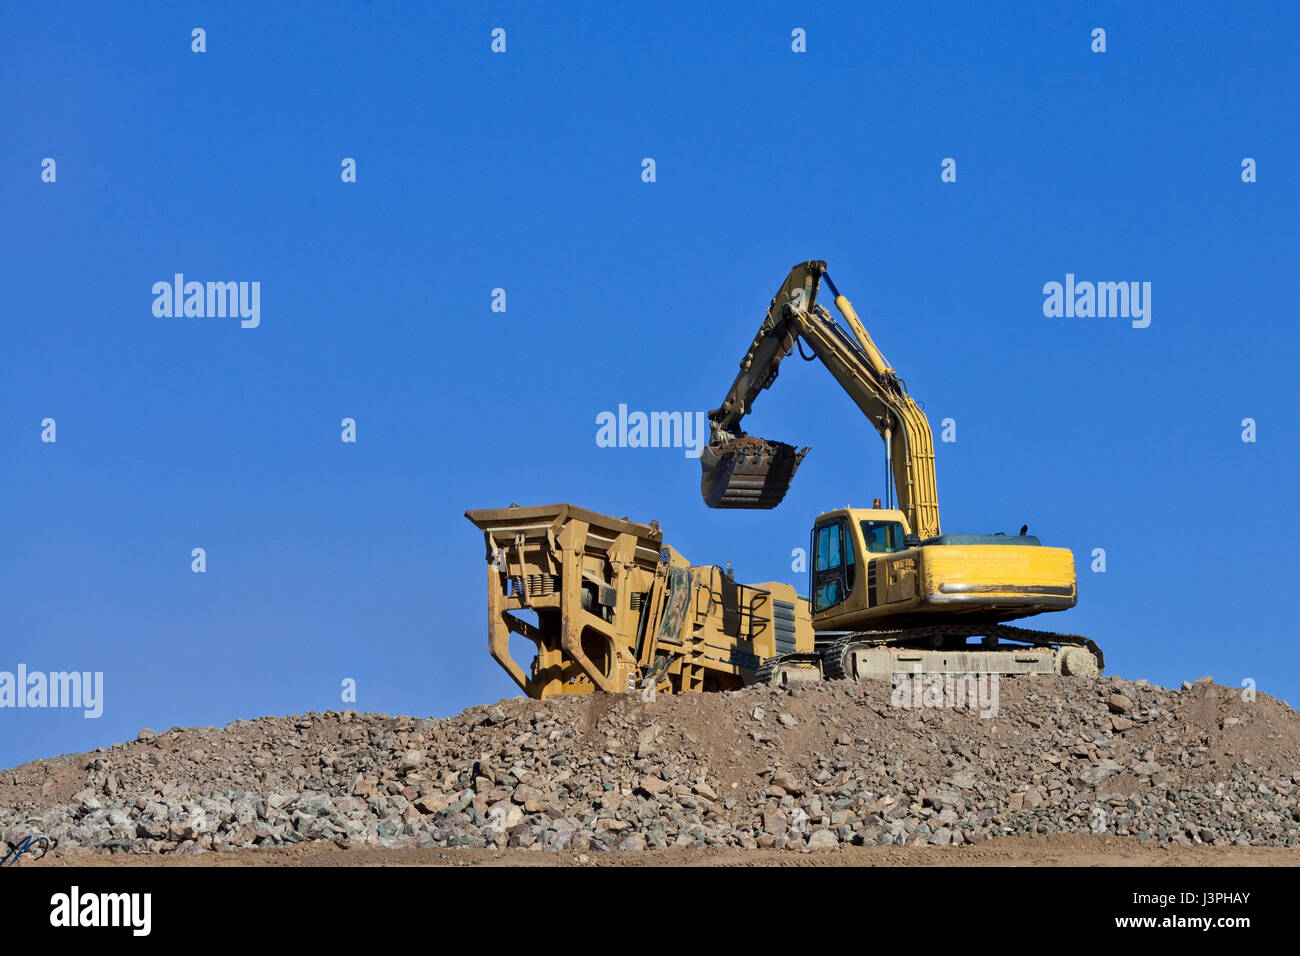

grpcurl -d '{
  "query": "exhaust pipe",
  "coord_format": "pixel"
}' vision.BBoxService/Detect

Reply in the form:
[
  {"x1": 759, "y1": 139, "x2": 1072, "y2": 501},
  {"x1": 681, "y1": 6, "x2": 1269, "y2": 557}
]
[{"x1": 700, "y1": 436, "x2": 810, "y2": 509}]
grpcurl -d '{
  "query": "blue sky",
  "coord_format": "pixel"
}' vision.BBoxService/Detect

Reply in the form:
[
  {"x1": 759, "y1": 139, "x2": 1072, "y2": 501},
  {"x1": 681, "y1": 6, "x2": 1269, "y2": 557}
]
[{"x1": 2, "y1": 1, "x2": 1297, "y2": 769}]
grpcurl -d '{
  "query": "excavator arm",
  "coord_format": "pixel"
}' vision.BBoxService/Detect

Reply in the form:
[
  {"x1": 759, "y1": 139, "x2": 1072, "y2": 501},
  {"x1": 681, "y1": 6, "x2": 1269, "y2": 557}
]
[{"x1": 701, "y1": 260, "x2": 941, "y2": 540}]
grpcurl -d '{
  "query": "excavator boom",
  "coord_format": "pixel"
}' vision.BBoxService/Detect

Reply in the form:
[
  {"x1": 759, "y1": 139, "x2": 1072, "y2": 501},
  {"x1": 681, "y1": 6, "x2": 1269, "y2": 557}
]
[{"x1": 701, "y1": 261, "x2": 941, "y2": 540}]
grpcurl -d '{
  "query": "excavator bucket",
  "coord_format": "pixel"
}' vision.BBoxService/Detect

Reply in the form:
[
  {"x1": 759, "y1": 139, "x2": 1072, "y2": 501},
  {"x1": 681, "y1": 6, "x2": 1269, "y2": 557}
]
[{"x1": 700, "y1": 436, "x2": 810, "y2": 509}]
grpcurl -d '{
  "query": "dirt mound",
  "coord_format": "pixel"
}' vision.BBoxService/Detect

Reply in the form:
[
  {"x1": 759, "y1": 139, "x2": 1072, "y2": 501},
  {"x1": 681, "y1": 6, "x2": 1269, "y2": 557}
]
[{"x1": 3, "y1": 674, "x2": 1297, "y2": 859}]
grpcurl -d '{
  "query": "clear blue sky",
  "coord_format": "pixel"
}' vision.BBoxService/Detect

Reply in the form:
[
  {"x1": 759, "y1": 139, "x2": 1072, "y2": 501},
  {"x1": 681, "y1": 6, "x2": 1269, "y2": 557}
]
[{"x1": 2, "y1": 2, "x2": 1297, "y2": 769}]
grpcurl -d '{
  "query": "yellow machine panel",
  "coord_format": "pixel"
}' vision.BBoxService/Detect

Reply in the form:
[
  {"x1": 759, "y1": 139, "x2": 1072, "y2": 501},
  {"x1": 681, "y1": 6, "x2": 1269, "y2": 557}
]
[{"x1": 918, "y1": 544, "x2": 1076, "y2": 612}]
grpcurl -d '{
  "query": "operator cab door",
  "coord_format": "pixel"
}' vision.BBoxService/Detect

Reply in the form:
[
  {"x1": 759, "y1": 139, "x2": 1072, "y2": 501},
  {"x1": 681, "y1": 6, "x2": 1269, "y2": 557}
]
[{"x1": 811, "y1": 518, "x2": 855, "y2": 614}]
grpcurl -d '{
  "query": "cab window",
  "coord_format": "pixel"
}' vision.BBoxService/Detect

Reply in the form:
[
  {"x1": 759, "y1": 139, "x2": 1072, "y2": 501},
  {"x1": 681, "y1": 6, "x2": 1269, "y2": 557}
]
[
  {"x1": 860, "y1": 519, "x2": 906, "y2": 554},
  {"x1": 812, "y1": 520, "x2": 855, "y2": 612}
]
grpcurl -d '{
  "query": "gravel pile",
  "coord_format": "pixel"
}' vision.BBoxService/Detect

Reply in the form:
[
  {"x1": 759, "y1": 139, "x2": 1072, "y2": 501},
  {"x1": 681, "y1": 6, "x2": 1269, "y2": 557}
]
[{"x1": 3, "y1": 674, "x2": 1297, "y2": 857}]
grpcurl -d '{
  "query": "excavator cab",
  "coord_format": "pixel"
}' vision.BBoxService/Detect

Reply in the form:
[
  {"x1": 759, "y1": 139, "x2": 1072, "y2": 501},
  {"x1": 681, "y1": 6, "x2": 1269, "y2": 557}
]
[
  {"x1": 811, "y1": 507, "x2": 914, "y2": 618},
  {"x1": 809, "y1": 505, "x2": 1079, "y2": 632}
]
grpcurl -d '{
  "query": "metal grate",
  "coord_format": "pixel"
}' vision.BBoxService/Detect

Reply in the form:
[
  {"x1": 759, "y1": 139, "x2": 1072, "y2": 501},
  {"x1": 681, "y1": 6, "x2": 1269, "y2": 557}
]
[
  {"x1": 508, "y1": 573, "x2": 557, "y2": 598},
  {"x1": 773, "y1": 599, "x2": 798, "y2": 656}
]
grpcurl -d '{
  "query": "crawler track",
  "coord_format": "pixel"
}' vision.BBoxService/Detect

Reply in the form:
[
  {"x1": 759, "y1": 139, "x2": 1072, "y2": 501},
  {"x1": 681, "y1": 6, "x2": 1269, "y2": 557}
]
[{"x1": 781, "y1": 624, "x2": 1104, "y2": 682}]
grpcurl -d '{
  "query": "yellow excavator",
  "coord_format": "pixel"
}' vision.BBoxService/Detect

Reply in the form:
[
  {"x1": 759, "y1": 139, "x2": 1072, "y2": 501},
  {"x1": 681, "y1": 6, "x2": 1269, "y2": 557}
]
[
  {"x1": 463, "y1": 262, "x2": 1100, "y2": 699},
  {"x1": 700, "y1": 260, "x2": 1102, "y2": 681}
]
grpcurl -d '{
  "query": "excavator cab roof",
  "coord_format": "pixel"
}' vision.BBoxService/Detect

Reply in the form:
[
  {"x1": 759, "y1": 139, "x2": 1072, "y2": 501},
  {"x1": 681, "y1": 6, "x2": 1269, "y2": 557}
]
[
  {"x1": 813, "y1": 507, "x2": 913, "y2": 557},
  {"x1": 815, "y1": 505, "x2": 909, "y2": 522}
]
